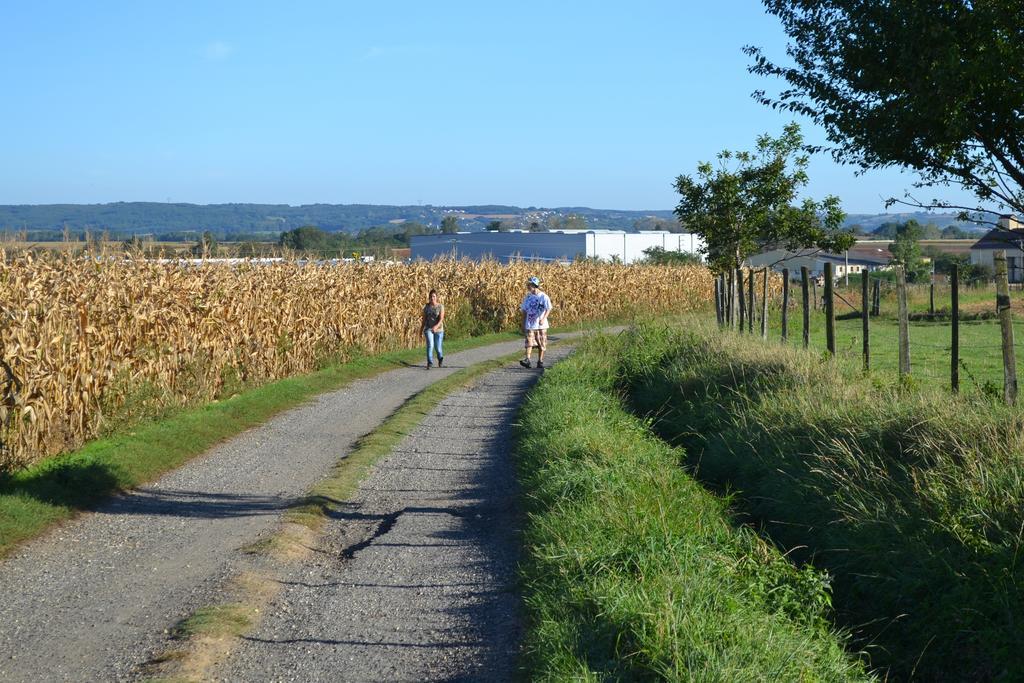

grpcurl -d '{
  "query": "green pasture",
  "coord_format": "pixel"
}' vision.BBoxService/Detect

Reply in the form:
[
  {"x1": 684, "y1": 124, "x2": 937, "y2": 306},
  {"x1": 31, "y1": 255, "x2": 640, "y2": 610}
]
[{"x1": 736, "y1": 280, "x2": 1024, "y2": 393}]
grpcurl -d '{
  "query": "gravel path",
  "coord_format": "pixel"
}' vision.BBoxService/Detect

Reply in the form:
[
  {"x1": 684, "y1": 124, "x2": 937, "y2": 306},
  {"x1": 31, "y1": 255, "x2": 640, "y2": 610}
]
[
  {"x1": 0, "y1": 336, "x2": 570, "y2": 683},
  {"x1": 217, "y1": 347, "x2": 572, "y2": 683}
]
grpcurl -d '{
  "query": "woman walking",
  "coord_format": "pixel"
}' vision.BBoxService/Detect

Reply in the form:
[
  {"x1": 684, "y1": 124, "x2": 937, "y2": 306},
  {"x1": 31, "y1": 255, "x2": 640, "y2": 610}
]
[{"x1": 422, "y1": 289, "x2": 445, "y2": 369}]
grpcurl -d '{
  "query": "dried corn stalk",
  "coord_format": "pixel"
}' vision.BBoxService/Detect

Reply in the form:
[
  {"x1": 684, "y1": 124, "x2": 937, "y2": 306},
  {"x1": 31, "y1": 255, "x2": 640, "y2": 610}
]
[{"x1": 0, "y1": 253, "x2": 713, "y2": 469}]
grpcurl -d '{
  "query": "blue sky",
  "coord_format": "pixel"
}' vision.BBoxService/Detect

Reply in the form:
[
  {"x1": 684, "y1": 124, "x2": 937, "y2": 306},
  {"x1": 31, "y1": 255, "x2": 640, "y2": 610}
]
[{"x1": 0, "y1": 1, "x2": 973, "y2": 213}]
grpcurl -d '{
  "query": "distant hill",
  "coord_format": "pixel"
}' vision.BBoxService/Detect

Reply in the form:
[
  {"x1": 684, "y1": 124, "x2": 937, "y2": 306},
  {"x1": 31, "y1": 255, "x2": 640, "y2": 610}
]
[
  {"x1": 0, "y1": 202, "x2": 678, "y2": 239},
  {"x1": 843, "y1": 211, "x2": 988, "y2": 233},
  {"x1": 0, "y1": 203, "x2": 988, "y2": 241}
]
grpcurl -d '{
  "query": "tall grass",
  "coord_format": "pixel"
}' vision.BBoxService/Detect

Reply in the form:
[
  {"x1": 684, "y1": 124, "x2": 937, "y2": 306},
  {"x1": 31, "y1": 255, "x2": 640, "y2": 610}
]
[
  {"x1": 514, "y1": 333, "x2": 869, "y2": 681},
  {"x1": 618, "y1": 320, "x2": 1024, "y2": 681}
]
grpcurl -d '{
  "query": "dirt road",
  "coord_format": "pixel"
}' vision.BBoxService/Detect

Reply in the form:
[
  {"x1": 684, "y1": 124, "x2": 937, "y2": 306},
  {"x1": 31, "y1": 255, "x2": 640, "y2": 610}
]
[
  {"x1": 0, "y1": 337, "x2": 570, "y2": 682},
  {"x1": 217, "y1": 348, "x2": 571, "y2": 682}
]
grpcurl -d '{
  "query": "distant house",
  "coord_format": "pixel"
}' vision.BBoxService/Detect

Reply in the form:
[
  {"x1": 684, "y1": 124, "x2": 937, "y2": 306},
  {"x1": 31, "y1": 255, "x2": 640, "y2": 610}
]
[
  {"x1": 746, "y1": 247, "x2": 890, "y2": 280},
  {"x1": 970, "y1": 215, "x2": 1024, "y2": 282}
]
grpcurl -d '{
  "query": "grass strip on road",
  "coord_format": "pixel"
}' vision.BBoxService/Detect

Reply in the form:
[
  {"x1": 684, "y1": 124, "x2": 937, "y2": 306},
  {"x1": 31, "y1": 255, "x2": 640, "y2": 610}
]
[
  {"x1": 283, "y1": 344, "x2": 540, "y2": 530},
  {"x1": 513, "y1": 331, "x2": 869, "y2": 681},
  {"x1": 0, "y1": 321, "x2": 600, "y2": 558}
]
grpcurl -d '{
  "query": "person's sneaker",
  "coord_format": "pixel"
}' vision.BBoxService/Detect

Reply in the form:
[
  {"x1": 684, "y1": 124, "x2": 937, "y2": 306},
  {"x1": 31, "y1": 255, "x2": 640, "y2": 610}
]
[
  {"x1": 537, "y1": 360, "x2": 545, "y2": 370},
  {"x1": 438, "y1": 356, "x2": 443, "y2": 367},
  {"x1": 518, "y1": 358, "x2": 532, "y2": 369},
  {"x1": 427, "y1": 362, "x2": 433, "y2": 370}
]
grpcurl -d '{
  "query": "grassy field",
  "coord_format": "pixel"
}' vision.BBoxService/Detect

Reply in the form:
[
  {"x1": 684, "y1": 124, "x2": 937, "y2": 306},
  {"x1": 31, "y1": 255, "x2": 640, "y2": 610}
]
[
  {"x1": 513, "y1": 332, "x2": 869, "y2": 681},
  {"x1": 747, "y1": 280, "x2": 1024, "y2": 393},
  {"x1": 620, "y1": 320, "x2": 1024, "y2": 680}
]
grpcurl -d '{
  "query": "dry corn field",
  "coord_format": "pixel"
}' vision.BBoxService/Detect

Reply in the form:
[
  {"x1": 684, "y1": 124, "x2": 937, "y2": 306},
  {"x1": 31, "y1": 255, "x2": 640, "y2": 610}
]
[{"x1": 0, "y1": 252, "x2": 713, "y2": 470}]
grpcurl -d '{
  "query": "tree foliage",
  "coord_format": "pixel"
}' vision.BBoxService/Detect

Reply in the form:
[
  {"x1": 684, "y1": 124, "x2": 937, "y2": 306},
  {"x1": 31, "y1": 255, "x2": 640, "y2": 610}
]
[
  {"x1": 887, "y1": 221, "x2": 931, "y2": 283},
  {"x1": 441, "y1": 215, "x2": 460, "y2": 234},
  {"x1": 278, "y1": 223, "x2": 439, "y2": 256},
  {"x1": 746, "y1": 1, "x2": 1024, "y2": 219},
  {"x1": 640, "y1": 246, "x2": 703, "y2": 265},
  {"x1": 633, "y1": 216, "x2": 685, "y2": 232},
  {"x1": 924, "y1": 247, "x2": 993, "y2": 283},
  {"x1": 674, "y1": 123, "x2": 851, "y2": 273},
  {"x1": 279, "y1": 226, "x2": 329, "y2": 251}
]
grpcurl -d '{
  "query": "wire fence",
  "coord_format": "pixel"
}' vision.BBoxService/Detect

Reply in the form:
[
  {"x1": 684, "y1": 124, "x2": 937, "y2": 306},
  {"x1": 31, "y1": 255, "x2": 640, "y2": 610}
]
[{"x1": 713, "y1": 255, "x2": 1024, "y2": 402}]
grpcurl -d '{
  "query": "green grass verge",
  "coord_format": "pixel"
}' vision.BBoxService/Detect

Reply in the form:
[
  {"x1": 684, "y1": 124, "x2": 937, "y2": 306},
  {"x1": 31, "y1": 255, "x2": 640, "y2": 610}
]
[
  {"x1": 620, "y1": 319, "x2": 1024, "y2": 680},
  {"x1": 0, "y1": 323, "x2": 585, "y2": 557},
  {"x1": 513, "y1": 332, "x2": 869, "y2": 681},
  {"x1": 173, "y1": 604, "x2": 255, "y2": 639}
]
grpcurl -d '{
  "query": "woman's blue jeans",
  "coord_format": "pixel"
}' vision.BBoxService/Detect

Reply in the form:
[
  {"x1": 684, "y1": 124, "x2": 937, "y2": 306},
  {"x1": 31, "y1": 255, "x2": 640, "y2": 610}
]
[{"x1": 425, "y1": 329, "x2": 444, "y2": 364}]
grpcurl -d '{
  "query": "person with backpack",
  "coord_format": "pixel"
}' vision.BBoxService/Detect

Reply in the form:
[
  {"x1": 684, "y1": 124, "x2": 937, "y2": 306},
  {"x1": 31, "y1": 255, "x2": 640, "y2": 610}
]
[
  {"x1": 422, "y1": 289, "x2": 445, "y2": 369},
  {"x1": 519, "y1": 276, "x2": 552, "y2": 369}
]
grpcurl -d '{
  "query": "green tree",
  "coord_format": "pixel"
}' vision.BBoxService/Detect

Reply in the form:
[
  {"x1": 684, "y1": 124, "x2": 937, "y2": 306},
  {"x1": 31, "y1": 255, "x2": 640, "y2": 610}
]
[
  {"x1": 747, "y1": 2, "x2": 1024, "y2": 219},
  {"x1": 401, "y1": 222, "x2": 436, "y2": 241},
  {"x1": 279, "y1": 226, "x2": 329, "y2": 251},
  {"x1": 633, "y1": 216, "x2": 684, "y2": 232},
  {"x1": 920, "y1": 222, "x2": 943, "y2": 240},
  {"x1": 674, "y1": 123, "x2": 851, "y2": 276},
  {"x1": 441, "y1": 215, "x2": 459, "y2": 234},
  {"x1": 873, "y1": 222, "x2": 900, "y2": 240},
  {"x1": 529, "y1": 221, "x2": 547, "y2": 233},
  {"x1": 941, "y1": 225, "x2": 972, "y2": 239},
  {"x1": 560, "y1": 214, "x2": 588, "y2": 231},
  {"x1": 641, "y1": 246, "x2": 703, "y2": 265},
  {"x1": 924, "y1": 247, "x2": 992, "y2": 283},
  {"x1": 485, "y1": 220, "x2": 502, "y2": 232},
  {"x1": 888, "y1": 221, "x2": 930, "y2": 282}
]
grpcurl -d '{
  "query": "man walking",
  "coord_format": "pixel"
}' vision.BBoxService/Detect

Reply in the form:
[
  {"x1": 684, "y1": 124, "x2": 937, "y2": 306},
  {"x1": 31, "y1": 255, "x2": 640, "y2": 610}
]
[{"x1": 519, "y1": 276, "x2": 552, "y2": 369}]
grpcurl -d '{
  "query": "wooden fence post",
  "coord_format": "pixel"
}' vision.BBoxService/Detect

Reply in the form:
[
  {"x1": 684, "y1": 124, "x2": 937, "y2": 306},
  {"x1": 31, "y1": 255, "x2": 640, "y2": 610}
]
[
  {"x1": 862, "y1": 272, "x2": 870, "y2": 371},
  {"x1": 737, "y1": 268, "x2": 745, "y2": 332},
  {"x1": 951, "y1": 264, "x2": 959, "y2": 393},
  {"x1": 760, "y1": 268, "x2": 768, "y2": 339},
  {"x1": 929, "y1": 276, "x2": 936, "y2": 316},
  {"x1": 727, "y1": 269, "x2": 735, "y2": 329},
  {"x1": 721, "y1": 274, "x2": 728, "y2": 326},
  {"x1": 995, "y1": 250, "x2": 1017, "y2": 404},
  {"x1": 801, "y1": 266, "x2": 810, "y2": 349},
  {"x1": 897, "y1": 266, "x2": 911, "y2": 379},
  {"x1": 824, "y1": 262, "x2": 836, "y2": 356},
  {"x1": 812, "y1": 277, "x2": 819, "y2": 311},
  {"x1": 747, "y1": 269, "x2": 755, "y2": 334},
  {"x1": 781, "y1": 268, "x2": 790, "y2": 342},
  {"x1": 714, "y1": 275, "x2": 723, "y2": 327},
  {"x1": 872, "y1": 278, "x2": 881, "y2": 316},
  {"x1": 720, "y1": 274, "x2": 728, "y2": 327}
]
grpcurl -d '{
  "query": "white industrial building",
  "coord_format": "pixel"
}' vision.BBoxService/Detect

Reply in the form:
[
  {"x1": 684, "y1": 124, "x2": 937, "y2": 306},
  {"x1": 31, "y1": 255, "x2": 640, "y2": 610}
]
[{"x1": 409, "y1": 230, "x2": 704, "y2": 264}]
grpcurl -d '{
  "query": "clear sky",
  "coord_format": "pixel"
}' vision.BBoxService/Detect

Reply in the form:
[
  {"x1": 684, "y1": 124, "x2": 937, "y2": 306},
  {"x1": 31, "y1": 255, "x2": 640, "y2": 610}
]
[{"x1": 0, "y1": 1, "x2": 974, "y2": 213}]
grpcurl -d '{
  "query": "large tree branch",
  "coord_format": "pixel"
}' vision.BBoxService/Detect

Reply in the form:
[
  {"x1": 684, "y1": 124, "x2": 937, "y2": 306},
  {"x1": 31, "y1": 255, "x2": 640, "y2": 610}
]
[{"x1": 977, "y1": 129, "x2": 1024, "y2": 186}]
